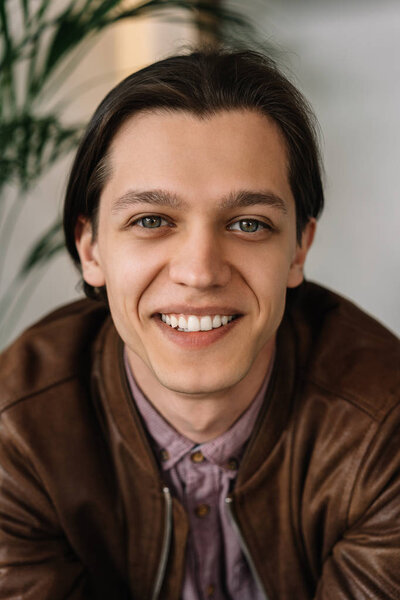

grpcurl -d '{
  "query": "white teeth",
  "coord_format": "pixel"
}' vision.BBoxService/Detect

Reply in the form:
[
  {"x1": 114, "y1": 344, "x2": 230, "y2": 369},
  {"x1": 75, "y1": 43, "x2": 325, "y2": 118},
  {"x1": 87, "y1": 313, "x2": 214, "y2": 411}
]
[
  {"x1": 200, "y1": 316, "x2": 213, "y2": 331},
  {"x1": 187, "y1": 316, "x2": 200, "y2": 332},
  {"x1": 161, "y1": 313, "x2": 237, "y2": 332},
  {"x1": 212, "y1": 315, "x2": 221, "y2": 328}
]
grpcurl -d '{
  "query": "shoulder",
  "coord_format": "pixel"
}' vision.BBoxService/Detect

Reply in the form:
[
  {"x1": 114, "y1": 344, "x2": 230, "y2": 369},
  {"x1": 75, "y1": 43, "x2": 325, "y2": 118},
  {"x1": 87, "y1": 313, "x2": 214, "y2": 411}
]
[
  {"x1": 0, "y1": 299, "x2": 110, "y2": 414},
  {"x1": 285, "y1": 281, "x2": 400, "y2": 419}
]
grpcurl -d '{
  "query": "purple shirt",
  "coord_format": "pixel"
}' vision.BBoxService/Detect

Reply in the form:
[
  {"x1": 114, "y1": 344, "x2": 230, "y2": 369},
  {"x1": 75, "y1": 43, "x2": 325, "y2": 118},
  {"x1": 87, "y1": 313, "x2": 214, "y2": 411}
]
[{"x1": 124, "y1": 350, "x2": 273, "y2": 600}]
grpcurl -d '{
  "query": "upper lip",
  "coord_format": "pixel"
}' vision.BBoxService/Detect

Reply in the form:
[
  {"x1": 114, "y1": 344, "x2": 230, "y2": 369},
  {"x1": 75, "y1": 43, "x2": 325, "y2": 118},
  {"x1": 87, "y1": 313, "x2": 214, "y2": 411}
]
[{"x1": 153, "y1": 306, "x2": 243, "y2": 316}]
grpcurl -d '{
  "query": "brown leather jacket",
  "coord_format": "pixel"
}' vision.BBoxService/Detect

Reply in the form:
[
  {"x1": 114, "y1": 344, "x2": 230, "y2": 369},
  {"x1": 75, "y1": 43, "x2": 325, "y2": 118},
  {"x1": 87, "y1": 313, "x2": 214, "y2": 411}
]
[{"x1": 0, "y1": 282, "x2": 399, "y2": 600}]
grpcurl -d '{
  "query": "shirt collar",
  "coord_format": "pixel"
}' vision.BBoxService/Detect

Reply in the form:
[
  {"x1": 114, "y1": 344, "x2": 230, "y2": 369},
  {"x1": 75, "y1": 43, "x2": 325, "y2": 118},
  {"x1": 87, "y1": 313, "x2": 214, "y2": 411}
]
[{"x1": 124, "y1": 349, "x2": 274, "y2": 472}]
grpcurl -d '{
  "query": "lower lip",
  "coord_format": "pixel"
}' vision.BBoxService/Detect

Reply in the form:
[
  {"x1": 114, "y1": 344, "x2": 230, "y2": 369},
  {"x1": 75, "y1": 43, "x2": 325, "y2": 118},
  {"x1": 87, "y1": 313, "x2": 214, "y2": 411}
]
[{"x1": 153, "y1": 315, "x2": 241, "y2": 349}]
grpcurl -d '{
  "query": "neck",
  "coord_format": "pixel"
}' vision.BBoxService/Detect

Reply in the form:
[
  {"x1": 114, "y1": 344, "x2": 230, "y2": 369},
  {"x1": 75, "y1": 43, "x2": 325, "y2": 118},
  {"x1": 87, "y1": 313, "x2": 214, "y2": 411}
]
[{"x1": 126, "y1": 341, "x2": 275, "y2": 443}]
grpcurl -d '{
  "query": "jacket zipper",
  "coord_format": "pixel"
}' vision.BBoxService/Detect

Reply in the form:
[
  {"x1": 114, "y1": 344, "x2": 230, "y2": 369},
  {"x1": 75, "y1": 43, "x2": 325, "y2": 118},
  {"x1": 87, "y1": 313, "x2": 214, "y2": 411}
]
[
  {"x1": 151, "y1": 486, "x2": 172, "y2": 600},
  {"x1": 118, "y1": 350, "x2": 173, "y2": 599},
  {"x1": 225, "y1": 496, "x2": 270, "y2": 600}
]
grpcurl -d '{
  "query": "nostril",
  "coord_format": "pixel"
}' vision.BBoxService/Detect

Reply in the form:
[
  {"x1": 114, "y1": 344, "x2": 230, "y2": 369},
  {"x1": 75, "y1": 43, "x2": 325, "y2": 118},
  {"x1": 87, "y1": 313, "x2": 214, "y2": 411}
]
[{"x1": 169, "y1": 258, "x2": 231, "y2": 289}]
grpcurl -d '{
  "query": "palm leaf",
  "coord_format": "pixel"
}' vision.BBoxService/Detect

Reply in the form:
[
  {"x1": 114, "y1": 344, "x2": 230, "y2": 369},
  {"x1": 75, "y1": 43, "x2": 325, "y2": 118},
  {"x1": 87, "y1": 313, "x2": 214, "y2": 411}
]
[
  {"x1": 19, "y1": 0, "x2": 29, "y2": 24},
  {"x1": 0, "y1": 0, "x2": 17, "y2": 111},
  {"x1": 0, "y1": 115, "x2": 82, "y2": 191},
  {"x1": 19, "y1": 218, "x2": 64, "y2": 275},
  {"x1": 35, "y1": 0, "x2": 257, "y2": 95}
]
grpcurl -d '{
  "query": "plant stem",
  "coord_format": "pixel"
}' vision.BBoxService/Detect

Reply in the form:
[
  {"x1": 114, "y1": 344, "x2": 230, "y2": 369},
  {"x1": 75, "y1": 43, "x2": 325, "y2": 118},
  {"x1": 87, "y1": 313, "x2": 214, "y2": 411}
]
[
  {"x1": 0, "y1": 1, "x2": 17, "y2": 118},
  {"x1": 0, "y1": 191, "x2": 26, "y2": 285}
]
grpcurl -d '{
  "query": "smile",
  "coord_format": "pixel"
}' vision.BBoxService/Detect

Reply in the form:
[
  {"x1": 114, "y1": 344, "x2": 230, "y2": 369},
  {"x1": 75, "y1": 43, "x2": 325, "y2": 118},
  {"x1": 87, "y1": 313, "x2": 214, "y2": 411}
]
[{"x1": 160, "y1": 313, "x2": 237, "y2": 332}]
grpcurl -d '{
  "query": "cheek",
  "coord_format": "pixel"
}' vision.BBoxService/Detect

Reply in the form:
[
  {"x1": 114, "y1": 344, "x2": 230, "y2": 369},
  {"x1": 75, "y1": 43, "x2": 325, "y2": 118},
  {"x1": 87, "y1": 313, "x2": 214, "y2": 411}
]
[
  {"x1": 244, "y1": 243, "x2": 294, "y2": 330},
  {"x1": 99, "y1": 242, "x2": 164, "y2": 305},
  {"x1": 247, "y1": 241, "x2": 295, "y2": 290}
]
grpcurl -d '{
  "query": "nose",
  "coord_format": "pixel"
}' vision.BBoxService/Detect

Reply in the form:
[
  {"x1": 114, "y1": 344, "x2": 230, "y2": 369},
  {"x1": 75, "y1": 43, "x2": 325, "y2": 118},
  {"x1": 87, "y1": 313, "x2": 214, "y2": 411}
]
[{"x1": 168, "y1": 226, "x2": 231, "y2": 289}]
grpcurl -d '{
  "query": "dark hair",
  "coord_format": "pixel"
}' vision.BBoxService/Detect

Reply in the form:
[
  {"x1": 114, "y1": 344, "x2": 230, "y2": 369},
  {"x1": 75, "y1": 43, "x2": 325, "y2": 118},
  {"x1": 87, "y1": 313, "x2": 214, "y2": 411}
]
[{"x1": 63, "y1": 47, "x2": 324, "y2": 300}]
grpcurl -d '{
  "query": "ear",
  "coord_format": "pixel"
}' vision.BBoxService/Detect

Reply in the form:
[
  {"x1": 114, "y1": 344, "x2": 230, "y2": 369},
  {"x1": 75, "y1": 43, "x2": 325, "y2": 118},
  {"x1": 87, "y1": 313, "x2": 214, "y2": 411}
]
[
  {"x1": 74, "y1": 217, "x2": 106, "y2": 287},
  {"x1": 287, "y1": 218, "x2": 316, "y2": 288}
]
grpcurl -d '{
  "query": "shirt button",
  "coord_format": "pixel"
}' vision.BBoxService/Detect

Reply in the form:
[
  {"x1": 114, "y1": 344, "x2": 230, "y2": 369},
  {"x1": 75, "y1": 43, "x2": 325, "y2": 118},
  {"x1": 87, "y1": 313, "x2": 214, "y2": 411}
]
[
  {"x1": 226, "y1": 457, "x2": 238, "y2": 471},
  {"x1": 160, "y1": 449, "x2": 170, "y2": 462},
  {"x1": 194, "y1": 503, "x2": 210, "y2": 518},
  {"x1": 190, "y1": 450, "x2": 205, "y2": 463},
  {"x1": 206, "y1": 584, "x2": 215, "y2": 597}
]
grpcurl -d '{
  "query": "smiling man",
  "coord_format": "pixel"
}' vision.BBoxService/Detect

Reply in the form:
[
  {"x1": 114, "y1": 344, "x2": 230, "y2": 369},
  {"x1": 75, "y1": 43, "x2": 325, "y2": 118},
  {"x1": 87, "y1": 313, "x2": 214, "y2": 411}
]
[{"x1": 1, "y1": 50, "x2": 399, "y2": 600}]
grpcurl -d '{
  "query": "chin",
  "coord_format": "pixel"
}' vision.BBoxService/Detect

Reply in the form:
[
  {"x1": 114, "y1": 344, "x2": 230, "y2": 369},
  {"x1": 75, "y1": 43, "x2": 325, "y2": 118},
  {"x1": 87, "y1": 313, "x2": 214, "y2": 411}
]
[{"x1": 153, "y1": 362, "x2": 248, "y2": 397}]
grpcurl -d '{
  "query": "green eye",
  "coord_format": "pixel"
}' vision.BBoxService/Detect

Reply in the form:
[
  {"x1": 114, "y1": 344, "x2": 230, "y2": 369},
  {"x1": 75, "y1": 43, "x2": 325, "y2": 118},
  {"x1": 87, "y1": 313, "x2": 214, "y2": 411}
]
[
  {"x1": 133, "y1": 215, "x2": 168, "y2": 228},
  {"x1": 140, "y1": 216, "x2": 162, "y2": 228},
  {"x1": 239, "y1": 220, "x2": 259, "y2": 232},
  {"x1": 129, "y1": 214, "x2": 171, "y2": 231},
  {"x1": 229, "y1": 219, "x2": 267, "y2": 233}
]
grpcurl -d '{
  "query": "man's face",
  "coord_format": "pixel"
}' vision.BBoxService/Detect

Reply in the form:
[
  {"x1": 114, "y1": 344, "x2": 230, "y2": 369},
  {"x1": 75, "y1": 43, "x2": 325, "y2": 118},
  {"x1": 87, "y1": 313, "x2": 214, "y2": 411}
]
[{"x1": 76, "y1": 110, "x2": 314, "y2": 396}]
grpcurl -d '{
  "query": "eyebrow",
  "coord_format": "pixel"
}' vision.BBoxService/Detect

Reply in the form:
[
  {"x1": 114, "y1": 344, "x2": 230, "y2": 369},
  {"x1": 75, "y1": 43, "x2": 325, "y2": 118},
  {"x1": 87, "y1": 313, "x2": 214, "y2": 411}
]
[
  {"x1": 111, "y1": 189, "x2": 183, "y2": 214},
  {"x1": 220, "y1": 190, "x2": 288, "y2": 213},
  {"x1": 111, "y1": 188, "x2": 288, "y2": 215}
]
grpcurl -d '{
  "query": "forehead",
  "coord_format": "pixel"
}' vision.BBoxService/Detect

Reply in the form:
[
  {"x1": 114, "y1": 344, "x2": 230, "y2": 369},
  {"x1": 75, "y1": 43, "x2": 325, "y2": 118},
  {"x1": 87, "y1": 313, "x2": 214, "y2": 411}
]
[{"x1": 101, "y1": 109, "x2": 293, "y2": 211}]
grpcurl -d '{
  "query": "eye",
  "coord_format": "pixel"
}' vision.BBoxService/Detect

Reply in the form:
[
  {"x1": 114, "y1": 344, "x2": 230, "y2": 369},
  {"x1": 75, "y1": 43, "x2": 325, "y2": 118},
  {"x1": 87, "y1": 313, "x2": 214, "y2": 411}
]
[
  {"x1": 228, "y1": 219, "x2": 271, "y2": 233},
  {"x1": 131, "y1": 215, "x2": 169, "y2": 229}
]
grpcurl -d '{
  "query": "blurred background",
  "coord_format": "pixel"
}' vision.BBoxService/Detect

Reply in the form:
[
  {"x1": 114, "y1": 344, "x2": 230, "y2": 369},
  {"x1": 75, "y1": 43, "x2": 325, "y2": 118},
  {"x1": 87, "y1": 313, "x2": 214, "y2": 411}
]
[{"x1": 1, "y1": 0, "x2": 399, "y2": 350}]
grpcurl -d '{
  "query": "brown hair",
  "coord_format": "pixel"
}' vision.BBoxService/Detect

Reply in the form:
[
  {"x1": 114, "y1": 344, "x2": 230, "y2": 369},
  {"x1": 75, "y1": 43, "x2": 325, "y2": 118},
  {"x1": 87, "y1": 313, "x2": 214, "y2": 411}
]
[{"x1": 63, "y1": 48, "x2": 324, "y2": 300}]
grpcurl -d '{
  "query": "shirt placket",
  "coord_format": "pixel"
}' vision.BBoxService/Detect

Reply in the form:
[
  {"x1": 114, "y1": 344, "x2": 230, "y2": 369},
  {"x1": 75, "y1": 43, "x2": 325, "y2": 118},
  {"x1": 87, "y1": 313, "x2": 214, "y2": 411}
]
[{"x1": 179, "y1": 450, "x2": 225, "y2": 600}]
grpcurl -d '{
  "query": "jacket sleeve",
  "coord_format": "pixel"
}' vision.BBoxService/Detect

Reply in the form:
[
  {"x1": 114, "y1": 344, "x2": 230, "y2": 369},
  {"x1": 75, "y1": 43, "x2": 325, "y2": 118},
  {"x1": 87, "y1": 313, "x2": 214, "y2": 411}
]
[
  {"x1": 0, "y1": 413, "x2": 91, "y2": 600},
  {"x1": 314, "y1": 402, "x2": 400, "y2": 599}
]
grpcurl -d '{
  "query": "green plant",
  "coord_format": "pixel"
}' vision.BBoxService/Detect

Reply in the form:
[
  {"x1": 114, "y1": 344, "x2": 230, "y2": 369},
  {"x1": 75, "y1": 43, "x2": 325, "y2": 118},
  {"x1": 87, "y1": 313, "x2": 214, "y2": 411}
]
[{"x1": 0, "y1": 0, "x2": 262, "y2": 345}]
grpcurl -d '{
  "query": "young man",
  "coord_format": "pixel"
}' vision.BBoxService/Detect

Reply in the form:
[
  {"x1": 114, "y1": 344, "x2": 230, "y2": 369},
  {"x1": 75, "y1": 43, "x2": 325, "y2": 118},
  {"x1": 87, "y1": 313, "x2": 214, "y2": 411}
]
[{"x1": 0, "y1": 50, "x2": 399, "y2": 600}]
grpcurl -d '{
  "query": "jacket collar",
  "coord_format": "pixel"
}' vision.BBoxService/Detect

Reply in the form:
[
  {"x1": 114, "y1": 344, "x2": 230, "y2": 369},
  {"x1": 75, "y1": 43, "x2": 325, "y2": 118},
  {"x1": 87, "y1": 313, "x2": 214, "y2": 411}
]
[
  {"x1": 92, "y1": 319, "x2": 162, "y2": 482},
  {"x1": 235, "y1": 315, "x2": 296, "y2": 490}
]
